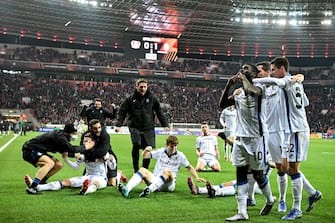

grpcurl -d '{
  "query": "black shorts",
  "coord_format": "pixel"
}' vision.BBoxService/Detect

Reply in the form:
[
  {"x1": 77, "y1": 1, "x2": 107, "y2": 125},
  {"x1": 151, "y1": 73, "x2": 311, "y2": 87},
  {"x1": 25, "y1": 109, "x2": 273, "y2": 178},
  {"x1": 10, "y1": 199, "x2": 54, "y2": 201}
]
[
  {"x1": 129, "y1": 128, "x2": 155, "y2": 149},
  {"x1": 22, "y1": 147, "x2": 53, "y2": 167},
  {"x1": 107, "y1": 168, "x2": 117, "y2": 179}
]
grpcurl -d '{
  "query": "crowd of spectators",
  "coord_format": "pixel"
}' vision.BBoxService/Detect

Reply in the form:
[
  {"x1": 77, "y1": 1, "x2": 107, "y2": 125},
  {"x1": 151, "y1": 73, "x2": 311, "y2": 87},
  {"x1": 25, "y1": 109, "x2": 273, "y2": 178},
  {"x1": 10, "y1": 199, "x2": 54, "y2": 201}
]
[
  {"x1": 305, "y1": 87, "x2": 334, "y2": 133},
  {"x1": 1, "y1": 73, "x2": 222, "y2": 126},
  {"x1": 1, "y1": 45, "x2": 245, "y2": 75},
  {"x1": 4, "y1": 45, "x2": 335, "y2": 79},
  {"x1": 1, "y1": 72, "x2": 333, "y2": 133},
  {"x1": 0, "y1": 45, "x2": 334, "y2": 133}
]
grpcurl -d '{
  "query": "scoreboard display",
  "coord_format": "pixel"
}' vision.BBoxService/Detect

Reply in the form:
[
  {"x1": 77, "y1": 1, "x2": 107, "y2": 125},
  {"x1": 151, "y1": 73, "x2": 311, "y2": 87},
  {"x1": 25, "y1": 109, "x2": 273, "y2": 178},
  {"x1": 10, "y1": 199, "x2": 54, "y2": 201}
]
[{"x1": 124, "y1": 34, "x2": 178, "y2": 61}]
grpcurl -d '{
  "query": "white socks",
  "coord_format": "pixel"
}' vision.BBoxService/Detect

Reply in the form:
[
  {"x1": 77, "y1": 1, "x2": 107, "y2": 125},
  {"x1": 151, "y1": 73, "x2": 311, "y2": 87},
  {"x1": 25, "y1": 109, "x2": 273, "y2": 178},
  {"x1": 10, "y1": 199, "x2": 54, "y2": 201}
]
[
  {"x1": 277, "y1": 172, "x2": 288, "y2": 201},
  {"x1": 37, "y1": 181, "x2": 62, "y2": 191},
  {"x1": 300, "y1": 171, "x2": 316, "y2": 196},
  {"x1": 126, "y1": 172, "x2": 143, "y2": 192},
  {"x1": 237, "y1": 183, "x2": 248, "y2": 215},
  {"x1": 291, "y1": 174, "x2": 303, "y2": 210}
]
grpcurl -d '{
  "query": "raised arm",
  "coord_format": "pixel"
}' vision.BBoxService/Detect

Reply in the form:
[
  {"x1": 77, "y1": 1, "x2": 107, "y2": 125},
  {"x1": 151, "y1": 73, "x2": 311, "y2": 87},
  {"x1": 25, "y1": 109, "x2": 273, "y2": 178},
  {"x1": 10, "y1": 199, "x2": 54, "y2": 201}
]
[
  {"x1": 219, "y1": 75, "x2": 239, "y2": 109},
  {"x1": 62, "y1": 152, "x2": 84, "y2": 169},
  {"x1": 290, "y1": 73, "x2": 304, "y2": 83},
  {"x1": 238, "y1": 73, "x2": 261, "y2": 96},
  {"x1": 253, "y1": 77, "x2": 286, "y2": 87}
]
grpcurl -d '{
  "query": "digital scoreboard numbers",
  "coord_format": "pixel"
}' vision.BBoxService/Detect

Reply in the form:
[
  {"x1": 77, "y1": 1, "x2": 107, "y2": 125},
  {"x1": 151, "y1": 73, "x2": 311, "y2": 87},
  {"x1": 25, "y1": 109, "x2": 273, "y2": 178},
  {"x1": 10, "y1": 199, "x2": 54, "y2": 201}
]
[{"x1": 126, "y1": 35, "x2": 178, "y2": 61}]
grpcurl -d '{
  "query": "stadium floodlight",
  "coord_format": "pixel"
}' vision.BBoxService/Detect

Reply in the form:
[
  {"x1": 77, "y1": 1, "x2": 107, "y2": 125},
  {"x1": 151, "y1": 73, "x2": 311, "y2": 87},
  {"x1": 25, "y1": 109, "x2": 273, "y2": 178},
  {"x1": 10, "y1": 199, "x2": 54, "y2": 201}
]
[
  {"x1": 242, "y1": 17, "x2": 253, "y2": 24},
  {"x1": 298, "y1": 20, "x2": 309, "y2": 25},
  {"x1": 277, "y1": 19, "x2": 287, "y2": 26},
  {"x1": 261, "y1": 19, "x2": 269, "y2": 24},
  {"x1": 324, "y1": 11, "x2": 333, "y2": 16},
  {"x1": 71, "y1": 0, "x2": 97, "y2": 7},
  {"x1": 234, "y1": 17, "x2": 240, "y2": 22},
  {"x1": 289, "y1": 20, "x2": 297, "y2": 26},
  {"x1": 288, "y1": 11, "x2": 310, "y2": 16},
  {"x1": 321, "y1": 19, "x2": 332, "y2": 25}
]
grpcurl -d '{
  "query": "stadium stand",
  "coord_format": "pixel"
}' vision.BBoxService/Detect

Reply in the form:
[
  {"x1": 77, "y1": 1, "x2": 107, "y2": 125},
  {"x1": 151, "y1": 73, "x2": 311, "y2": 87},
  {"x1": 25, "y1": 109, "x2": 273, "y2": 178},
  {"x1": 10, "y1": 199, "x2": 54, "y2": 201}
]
[{"x1": 0, "y1": 44, "x2": 334, "y2": 134}]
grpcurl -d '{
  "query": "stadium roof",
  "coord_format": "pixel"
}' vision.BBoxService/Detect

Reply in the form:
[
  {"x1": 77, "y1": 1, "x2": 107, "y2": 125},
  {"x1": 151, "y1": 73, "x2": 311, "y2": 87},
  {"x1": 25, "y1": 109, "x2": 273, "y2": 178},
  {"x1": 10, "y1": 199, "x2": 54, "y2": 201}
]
[{"x1": 1, "y1": 0, "x2": 335, "y2": 58}]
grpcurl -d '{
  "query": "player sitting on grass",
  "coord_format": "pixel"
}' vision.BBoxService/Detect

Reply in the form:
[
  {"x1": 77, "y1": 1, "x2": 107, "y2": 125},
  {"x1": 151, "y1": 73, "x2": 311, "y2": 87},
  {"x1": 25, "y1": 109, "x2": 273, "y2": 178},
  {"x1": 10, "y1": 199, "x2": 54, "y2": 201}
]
[{"x1": 118, "y1": 135, "x2": 206, "y2": 198}]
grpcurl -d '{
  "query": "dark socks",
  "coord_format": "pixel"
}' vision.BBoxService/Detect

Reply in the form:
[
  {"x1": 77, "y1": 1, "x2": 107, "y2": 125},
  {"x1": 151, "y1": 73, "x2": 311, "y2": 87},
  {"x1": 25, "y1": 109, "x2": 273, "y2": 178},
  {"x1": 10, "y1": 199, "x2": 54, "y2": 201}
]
[
  {"x1": 142, "y1": 158, "x2": 150, "y2": 169},
  {"x1": 31, "y1": 178, "x2": 41, "y2": 188}
]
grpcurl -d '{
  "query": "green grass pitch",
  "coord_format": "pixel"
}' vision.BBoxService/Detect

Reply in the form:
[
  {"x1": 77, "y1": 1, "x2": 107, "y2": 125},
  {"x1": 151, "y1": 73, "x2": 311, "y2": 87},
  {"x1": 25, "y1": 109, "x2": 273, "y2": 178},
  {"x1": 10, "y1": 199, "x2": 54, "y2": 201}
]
[{"x1": 0, "y1": 132, "x2": 334, "y2": 223}]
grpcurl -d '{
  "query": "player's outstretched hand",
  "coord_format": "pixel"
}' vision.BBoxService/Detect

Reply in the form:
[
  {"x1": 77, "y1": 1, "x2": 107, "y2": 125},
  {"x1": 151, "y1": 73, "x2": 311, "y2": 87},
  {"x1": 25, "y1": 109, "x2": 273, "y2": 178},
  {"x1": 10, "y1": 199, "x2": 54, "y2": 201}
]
[
  {"x1": 84, "y1": 139, "x2": 95, "y2": 150},
  {"x1": 196, "y1": 177, "x2": 206, "y2": 183}
]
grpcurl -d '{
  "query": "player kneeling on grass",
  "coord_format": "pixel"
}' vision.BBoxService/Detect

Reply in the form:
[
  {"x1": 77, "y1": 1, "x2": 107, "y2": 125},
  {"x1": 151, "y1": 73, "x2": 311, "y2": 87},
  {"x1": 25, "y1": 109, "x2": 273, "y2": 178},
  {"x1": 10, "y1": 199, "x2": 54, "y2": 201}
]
[
  {"x1": 25, "y1": 132, "x2": 108, "y2": 195},
  {"x1": 188, "y1": 177, "x2": 236, "y2": 198},
  {"x1": 118, "y1": 135, "x2": 206, "y2": 198},
  {"x1": 195, "y1": 122, "x2": 221, "y2": 172}
]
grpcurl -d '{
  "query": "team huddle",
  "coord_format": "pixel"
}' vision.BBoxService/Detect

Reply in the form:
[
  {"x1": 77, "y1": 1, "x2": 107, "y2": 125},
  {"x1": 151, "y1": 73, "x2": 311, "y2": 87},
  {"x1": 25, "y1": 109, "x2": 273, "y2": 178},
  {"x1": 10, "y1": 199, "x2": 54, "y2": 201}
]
[{"x1": 22, "y1": 58, "x2": 322, "y2": 221}]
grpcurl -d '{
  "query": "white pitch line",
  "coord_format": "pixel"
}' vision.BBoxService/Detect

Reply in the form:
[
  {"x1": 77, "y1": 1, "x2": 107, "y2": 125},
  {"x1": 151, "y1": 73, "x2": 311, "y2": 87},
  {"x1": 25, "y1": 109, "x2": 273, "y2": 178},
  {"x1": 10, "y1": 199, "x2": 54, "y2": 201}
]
[
  {"x1": 0, "y1": 134, "x2": 19, "y2": 152},
  {"x1": 321, "y1": 152, "x2": 335, "y2": 155}
]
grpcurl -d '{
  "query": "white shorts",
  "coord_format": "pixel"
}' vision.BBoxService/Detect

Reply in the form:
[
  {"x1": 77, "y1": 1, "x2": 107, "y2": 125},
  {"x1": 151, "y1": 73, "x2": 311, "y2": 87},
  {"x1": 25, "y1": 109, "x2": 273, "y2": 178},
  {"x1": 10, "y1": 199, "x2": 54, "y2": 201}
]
[
  {"x1": 284, "y1": 132, "x2": 310, "y2": 162},
  {"x1": 232, "y1": 136, "x2": 267, "y2": 171},
  {"x1": 69, "y1": 175, "x2": 107, "y2": 189},
  {"x1": 151, "y1": 175, "x2": 176, "y2": 192},
  {"x1": 198, "y1": 154, "x2": 219, "y2": 167},
  {"x1": 268, "y1": 131, "x2": 285, "y2": 163}
]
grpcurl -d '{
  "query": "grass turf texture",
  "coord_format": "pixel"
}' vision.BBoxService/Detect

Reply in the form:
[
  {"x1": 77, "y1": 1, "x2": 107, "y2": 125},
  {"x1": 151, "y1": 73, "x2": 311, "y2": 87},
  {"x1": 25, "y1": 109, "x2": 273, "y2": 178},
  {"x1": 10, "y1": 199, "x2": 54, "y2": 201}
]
[{"x1": 0, "y1": 132, "x2": 334, "y2": 223}]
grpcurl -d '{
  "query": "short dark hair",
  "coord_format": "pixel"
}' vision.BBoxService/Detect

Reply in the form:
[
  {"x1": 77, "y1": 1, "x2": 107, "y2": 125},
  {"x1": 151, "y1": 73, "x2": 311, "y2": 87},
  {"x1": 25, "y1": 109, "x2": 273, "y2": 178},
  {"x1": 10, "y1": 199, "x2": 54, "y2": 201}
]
[
  {"x1": 166, "y1": 135, "x2": 178, "y2": 145},
  {"x1": 63, "y1": 123, "x2": 77, "y2": 134},
  {"x1": 136, "y1": 78, "x2": 148, "y2": 86},
  {"x1": 201, "y1": 121, "x2": 208, "y2": 126},
  {"x1": 256, "y1": 61, "x2": 271, "y2": 72},
  {"x1": 94, "y1": 98, "x2": 102, "y2": 103},
  {"x1": 88, "y1": 119, "x2": 100, "y2": 128},
  {"x1": 271, "y1": 57, "x2": 289, "y2": 72},
  {"x1": 83, "y1": 132, "x2": 93, "y2": 138}
]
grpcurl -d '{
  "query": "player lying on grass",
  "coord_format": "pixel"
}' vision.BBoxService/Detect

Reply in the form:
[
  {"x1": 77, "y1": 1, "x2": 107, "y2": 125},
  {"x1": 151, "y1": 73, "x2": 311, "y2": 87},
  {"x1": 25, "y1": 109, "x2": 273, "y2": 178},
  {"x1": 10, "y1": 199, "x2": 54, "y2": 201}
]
[
  {"x1": 187, "y1": 177, "x2": 236, "y2": 198},
  {"x1": 118, "y1": 135, "x2": 206, "y2": 198}
]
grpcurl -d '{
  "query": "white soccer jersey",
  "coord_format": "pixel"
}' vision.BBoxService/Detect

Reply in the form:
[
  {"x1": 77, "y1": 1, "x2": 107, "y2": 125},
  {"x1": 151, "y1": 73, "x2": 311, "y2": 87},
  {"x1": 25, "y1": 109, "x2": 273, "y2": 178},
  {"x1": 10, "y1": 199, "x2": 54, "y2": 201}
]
[
  {"x1": 233, "y1": 84, "x2": 267, "y2": 137},
  {"x1": 281, "y1": 76, "x2": 310, "y2": 133},
  {"x1": 196, "y1": 135, "x2": 218, "y2": 157},
  {"x1": 151, "y1": 148, "x2": 190, "y2": 179},
  {"x1": 265, "y1": 85, "x2": 284, "y2": 133},
  {"x1": 64, "y1": 155, "x2": 108, "y2": 178},
  {"x1": 85, "y1": 161, "x2": 107, "y2": 177},
  {"x1": 44, "y1": 155, "x2": 108, "y2": 190},
  {"x1": 220, "y1": 106, "x2": 237, "y2": 133},
  {"x1": 253, "y1": 76, "x2": 310, "y2": 133}
]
